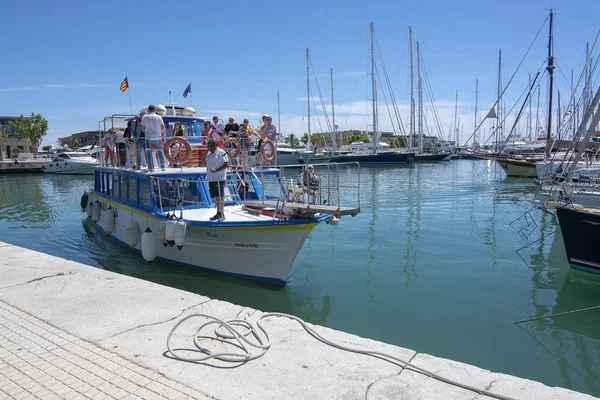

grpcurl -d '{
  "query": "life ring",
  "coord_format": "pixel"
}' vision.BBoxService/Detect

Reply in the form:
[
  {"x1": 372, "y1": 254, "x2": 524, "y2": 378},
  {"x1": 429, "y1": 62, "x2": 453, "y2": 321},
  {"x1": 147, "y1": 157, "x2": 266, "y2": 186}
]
[
  {"x1": 163, "y1": 137, "x2": 192, "y2": 165},
  {"x1": 223, "y1": 138, "x2": 241, "y2": 157},
  {"x1": 260, "y1": 139, "x2": 276, "y2": 162}
]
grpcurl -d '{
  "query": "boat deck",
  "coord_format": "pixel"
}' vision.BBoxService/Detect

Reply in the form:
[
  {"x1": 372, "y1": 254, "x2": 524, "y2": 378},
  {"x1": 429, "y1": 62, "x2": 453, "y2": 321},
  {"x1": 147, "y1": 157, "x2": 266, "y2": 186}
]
[{"x1": 244, "y1": 200, "x2": 360, "y2": 217}]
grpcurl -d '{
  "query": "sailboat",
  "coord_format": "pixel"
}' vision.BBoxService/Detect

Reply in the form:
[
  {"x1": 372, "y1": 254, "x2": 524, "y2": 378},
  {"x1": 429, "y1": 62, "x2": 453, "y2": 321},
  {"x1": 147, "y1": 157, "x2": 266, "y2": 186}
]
[
  {"x1": 543, "y1": 85, "x2": 600, "y2": 274},
  {"x1": 327, "y1": 23, "x2": 414, "y2": 165},
  {"x1": 483, "y1": 11, "x2": 557, "y2": 178},
  {"x1": 408, "y1": 27, "x2": 451, "y2": 163}
]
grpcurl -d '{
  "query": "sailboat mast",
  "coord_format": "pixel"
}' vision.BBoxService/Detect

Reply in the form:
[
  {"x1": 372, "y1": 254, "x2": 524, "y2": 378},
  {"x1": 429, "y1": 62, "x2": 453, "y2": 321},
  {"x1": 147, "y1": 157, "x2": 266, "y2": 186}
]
[
  {"x1": 496, "y1": 49, "x2": 502, "y2": 152},
  {"x1": 370, "y1": 22, "x2": 377, "y2": 155},
  {"x1": 417, "y1": 41, "x2": 423, "y2": 154},
  {"x1": 409, "y1": 26, "x2": 414, "y2": 151},
  {"x1": 453, "y1": 89, "x2": 458, "y2": 146},
  {"x1": 546, "y1": 9, "x2": 555, "y2": 140},
  {"x1": 331, "y1": 67, "x2": 337, "y2": 149},
  {"x1": 306, "y1": 48, "x2": 311, "y2": 150},
  {"x1": 528, "y1": 73, "x2": 533, "y2": 140},
  {"x1": 474, "y1": 78, "x2": 479, "y2": 147},
  {"x1": 277, "y1": 91, "x2": 281, "y2": 136},
  {"x1": 557, "y1": 90, "x2": 561, "y2": 139}
]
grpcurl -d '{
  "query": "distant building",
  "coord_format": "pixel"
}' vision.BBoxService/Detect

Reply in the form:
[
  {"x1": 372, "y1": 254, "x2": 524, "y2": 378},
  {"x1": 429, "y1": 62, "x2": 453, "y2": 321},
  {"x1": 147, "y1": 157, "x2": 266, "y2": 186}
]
[
  {"x1": 0, "y1": 116, "x2": 35, "y2": 159},
  {"x1": 58, "y1": 130, "x2": 98, "y2": 148}
]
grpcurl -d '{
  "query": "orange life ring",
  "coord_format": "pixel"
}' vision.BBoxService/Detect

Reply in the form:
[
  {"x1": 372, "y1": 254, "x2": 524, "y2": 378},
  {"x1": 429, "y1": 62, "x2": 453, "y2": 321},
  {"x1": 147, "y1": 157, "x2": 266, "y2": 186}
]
[
  {"x1": 163, "y1": 137, "x2": 192, "y2": 165},
  {"x1": 260, "y1": 139, "x2": 276, "y2": 162},
  {"x1": 223, "y1": 138, "x2": 241, "y2": 157}
]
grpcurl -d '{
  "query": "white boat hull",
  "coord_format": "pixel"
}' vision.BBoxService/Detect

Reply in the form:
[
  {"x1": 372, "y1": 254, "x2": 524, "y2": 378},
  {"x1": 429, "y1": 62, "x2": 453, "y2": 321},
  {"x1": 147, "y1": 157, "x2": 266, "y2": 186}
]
[
  {"x1": 496, "y1": 159, "x2": 537, "y2": 178},
  {"x1": 87, "y1": 194, "x2": 318, "y2": 286},
  {"x1": 43, "y1": 161, "x2": 97, "y2": 175}
]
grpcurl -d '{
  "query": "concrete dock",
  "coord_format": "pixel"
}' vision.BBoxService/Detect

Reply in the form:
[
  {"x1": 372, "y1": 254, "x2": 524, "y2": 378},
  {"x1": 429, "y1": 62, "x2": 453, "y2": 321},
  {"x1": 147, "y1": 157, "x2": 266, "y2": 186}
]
[{"x1": 0, "y1": 241, "x2": 594, "y2": 399}]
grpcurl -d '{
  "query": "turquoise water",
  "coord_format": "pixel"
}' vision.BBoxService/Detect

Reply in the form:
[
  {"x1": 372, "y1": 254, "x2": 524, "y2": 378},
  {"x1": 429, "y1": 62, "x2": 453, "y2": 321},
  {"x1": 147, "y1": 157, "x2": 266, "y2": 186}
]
[{"x1": 1, "y1": 160, "x2": 599, "y2": 396}]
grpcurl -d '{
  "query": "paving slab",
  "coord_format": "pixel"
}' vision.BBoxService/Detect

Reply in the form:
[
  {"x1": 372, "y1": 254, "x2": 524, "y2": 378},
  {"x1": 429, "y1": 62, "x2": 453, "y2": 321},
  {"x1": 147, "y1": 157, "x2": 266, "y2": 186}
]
[{"x1": 0, "y1": 242, "x2": 595, "y2": 399}]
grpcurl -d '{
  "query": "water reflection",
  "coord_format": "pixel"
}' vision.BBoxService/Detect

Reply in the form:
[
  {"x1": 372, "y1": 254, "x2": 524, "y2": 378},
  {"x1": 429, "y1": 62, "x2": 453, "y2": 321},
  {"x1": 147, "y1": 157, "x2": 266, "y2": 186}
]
[
  {"x1": 520, "y1": 228, "x2": 600, "y2": 394},
  {"x1": 0, "y1": 174, "x2": 52, "y2": 227},
  {"x1": 2, "y1": 163, "x2": 600, "y2": 396}
]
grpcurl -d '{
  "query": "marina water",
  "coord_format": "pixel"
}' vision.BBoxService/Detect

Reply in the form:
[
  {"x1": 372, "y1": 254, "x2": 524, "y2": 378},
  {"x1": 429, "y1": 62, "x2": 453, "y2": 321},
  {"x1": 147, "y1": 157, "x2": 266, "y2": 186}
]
[{"x1": 1, "y1": 160, "x2": 599, "y2": 396}]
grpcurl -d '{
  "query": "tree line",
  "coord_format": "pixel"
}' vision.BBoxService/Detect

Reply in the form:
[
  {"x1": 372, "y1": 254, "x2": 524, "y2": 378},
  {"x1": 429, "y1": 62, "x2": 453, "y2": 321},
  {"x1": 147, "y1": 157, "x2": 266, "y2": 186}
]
[{"x1": 283, "y1": 132, "x2": 407, "y2": 149}]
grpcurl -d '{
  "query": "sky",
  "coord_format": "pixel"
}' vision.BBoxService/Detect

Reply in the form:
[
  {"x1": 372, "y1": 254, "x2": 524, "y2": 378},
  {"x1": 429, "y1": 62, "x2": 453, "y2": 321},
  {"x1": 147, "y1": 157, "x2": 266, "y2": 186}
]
[{"x1": 1, "y1": 0, "x2": 599, "y2": 147}]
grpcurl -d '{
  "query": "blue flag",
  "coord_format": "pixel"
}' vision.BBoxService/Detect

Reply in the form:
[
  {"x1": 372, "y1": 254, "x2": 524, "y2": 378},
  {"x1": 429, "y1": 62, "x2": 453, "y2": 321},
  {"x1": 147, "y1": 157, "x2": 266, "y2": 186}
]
[{"x1": 183, "y1": 82, "x2": 192, "y2": 98}]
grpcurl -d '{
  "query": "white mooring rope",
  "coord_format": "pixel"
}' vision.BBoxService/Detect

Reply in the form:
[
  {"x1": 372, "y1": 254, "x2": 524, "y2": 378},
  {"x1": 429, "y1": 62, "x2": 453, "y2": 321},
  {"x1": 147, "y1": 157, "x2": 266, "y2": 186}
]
[{"x1": 166, "y1": 312, "x2": 519, "y2": 400}]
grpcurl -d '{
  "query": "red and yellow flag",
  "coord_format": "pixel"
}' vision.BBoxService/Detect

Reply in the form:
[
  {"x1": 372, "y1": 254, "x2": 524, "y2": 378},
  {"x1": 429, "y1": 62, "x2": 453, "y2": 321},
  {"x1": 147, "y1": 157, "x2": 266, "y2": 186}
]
[{"x1": 119, "y1": 77, "x2": 129, "y2": 92}]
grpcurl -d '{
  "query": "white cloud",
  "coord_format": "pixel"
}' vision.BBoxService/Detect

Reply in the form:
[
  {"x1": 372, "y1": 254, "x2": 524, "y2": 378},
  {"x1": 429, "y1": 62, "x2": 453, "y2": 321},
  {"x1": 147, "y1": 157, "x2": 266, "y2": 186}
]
[{"x1": 0, "y1": 86, "x2": 37, "y2": 92}]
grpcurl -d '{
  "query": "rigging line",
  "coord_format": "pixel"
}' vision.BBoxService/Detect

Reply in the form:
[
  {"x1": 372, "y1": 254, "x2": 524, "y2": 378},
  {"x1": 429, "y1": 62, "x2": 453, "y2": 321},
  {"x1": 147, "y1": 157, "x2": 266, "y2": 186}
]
[
  {"x1": 480, "y1": 59, "x2": 548, "y2": 146},
  {"x1": 374, "y1": 63, "x2": 398, "y2": 135},
  {"x1": 307, "y1": 59, "x2": 333, "y2": 138},
  {"x1": 309, "y1": 59, "x2": 333, "y2": 133},
  {"x1": 345, "y1": 33, "x2": 370, "y2": 127},
  {"x1": 374, "y1": 34, "x2": 406, "y2": 135},
  {"x1": 555, "y1": 28, "x2": 600, "y2": 138},
  {"x1": 419, "y1": 53, "x2": 445, "y2": 139},
  {"x1": 515, "y1": 304, "x2": 600, "y2": 324},
  {"x1": 463, "y1": 13, "x2": 551, "y2": 146},
  {"x1": 505, "y1": 72, "x2": 542, "y2": 141}
]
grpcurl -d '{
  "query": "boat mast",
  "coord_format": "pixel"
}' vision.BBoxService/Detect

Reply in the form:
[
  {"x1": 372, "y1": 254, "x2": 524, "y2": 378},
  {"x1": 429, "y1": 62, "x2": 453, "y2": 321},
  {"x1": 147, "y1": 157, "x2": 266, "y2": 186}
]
[
  {"x1": 496, "y1": 49, "x2": 502, "y2": 152},
  {"x1": 546, "y1": 9, "x2": 555, "y2": 141},
  {"x1": 557, "y1": 90, "x2": 561, "y2": 139},
  {"x1": 306, "y1": 48, "x2": 312, "y2": 150},
  {"x1": 409, "y1": 26, "x2": 415, "y2": 152},
  {"x1": 331, "y1": 67, "x2": 337, "y2": 149},
  {"x1": 417, "y1": 41, "x2": 423, "y2": 154},
  {"x1": 474, "y1": 78, "x2": 479, "y2": 147},
  {"x1": 453, "y1": 89, "x2": 458, "y2": 146},
  {"x1": 277, "y1": 90, "x2": 281, "y2": 136},
  {"x1": 528, "y1": 73, "x2": 533, "y2": 140},
  {"x1": 370, "y1": 22, "x2": 377, "y2": 155}
]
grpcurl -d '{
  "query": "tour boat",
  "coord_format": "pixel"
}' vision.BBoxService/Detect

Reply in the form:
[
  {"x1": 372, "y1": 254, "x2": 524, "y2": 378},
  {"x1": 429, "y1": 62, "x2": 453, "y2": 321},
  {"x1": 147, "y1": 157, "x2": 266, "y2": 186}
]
[{"x1": 80, "y1": 110, "x2": 360, "y2": 286}]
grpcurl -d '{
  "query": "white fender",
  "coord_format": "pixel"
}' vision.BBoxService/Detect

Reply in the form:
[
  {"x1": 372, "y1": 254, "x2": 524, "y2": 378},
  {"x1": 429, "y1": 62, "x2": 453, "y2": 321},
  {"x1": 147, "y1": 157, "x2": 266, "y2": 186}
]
[
  {"x1": 86, "y1": 202, "x2": 93, "y2": 218},
  {"x1": 141, "y1": 227, "x2": 157, "y2": 262},
  {"x1": 92, "y1": 201, "x2": 100, "y2": 222},
  {"x1": 103, "y1": 208, "x2": 115, "y2": 235},
  {"x1": 165, "y1": 216, "x2": 177, "y2": 247},
  {"x1": 125, "y1": 219, "x2": 139, "y2": 248},
  {"x1": 174, "y1": 218, "x2": 187, "y2": 250},
  {"x1": 160, "y1": 215, "x2": 169, "y2": 247},
  {"x1": 328, "y1": 216, "x2": 339, "y2": 226}
]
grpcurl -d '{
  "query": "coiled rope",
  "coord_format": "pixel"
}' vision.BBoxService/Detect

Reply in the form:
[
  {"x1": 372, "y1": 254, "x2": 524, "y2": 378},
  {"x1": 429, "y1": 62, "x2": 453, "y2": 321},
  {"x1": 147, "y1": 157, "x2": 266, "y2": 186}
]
[{"x1": 166, "y1": 312, "x2": 519, "y2": 400}]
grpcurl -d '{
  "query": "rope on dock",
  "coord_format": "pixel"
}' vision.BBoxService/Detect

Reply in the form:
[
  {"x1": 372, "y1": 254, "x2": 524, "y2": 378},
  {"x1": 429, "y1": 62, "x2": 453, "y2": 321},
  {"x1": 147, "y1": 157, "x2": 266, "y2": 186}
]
[
  {"x1": 166, "y1": 312, "x2": 520, "y2": 400},
  {"x1": 514, "y1": 305, "x2": 600, "y2": 324}
]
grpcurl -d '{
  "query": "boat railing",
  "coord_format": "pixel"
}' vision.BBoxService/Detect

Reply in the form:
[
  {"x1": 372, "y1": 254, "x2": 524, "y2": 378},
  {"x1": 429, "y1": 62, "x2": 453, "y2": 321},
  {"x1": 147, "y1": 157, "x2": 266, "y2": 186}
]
[
  {"x1": 250, "y1": 162, "x2": 361, "y2": 213},
  {"x1": 150, "y1": 176, "x2": 242, "y2": 212}
]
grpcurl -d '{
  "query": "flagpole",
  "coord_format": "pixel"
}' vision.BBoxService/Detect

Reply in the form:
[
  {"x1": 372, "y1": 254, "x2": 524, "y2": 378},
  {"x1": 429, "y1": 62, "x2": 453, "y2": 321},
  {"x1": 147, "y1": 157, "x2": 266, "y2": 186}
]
[
  {"x1": 190, "y1": 81, "x2": 193, "y2": 107},
  {"x1": 126, "y1": 75, "x2": 133, "y2": 114}
]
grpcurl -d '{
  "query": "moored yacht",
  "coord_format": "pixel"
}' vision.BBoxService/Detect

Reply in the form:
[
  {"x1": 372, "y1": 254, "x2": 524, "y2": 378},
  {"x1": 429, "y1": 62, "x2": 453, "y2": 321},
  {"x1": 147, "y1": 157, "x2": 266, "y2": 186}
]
[{"x1": 43, "y1": 150, "x2": 98, "y2": 175}]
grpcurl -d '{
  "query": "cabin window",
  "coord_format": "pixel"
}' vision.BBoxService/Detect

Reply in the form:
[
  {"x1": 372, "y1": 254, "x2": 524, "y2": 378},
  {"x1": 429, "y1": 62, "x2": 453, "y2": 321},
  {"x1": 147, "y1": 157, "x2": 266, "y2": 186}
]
[
  {"x1": 57, "y1": 154, "x2": 69, "y2": 159},
  {"x1": 113, "y1": 175, "x2": 120, "y2": 198},
  {"x1": 103, "y1": 172, "x2": 112, "y2": 195},
  {"x1": 139, "y1": 180, "x2": 152, "y2": 208},
  {"x1": 128, "y1": 178, "x2": 138, "y2": 203},
  {"x1": 119, "y1": 176, "x2": 127, "y2": 200}
]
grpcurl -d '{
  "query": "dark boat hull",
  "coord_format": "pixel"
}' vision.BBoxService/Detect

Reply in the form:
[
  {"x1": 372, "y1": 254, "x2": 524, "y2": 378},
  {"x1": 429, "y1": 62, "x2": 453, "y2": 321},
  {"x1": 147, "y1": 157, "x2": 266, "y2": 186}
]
[
  {"x1": 413, "y1": 153, "x2": 451, "y2": 162},
  {"x1": 328, "y1": 152, "x2": 415, "y2": 164},
  {"x1": 556, "y1": 207, "x2": 600, "y2": 273}
]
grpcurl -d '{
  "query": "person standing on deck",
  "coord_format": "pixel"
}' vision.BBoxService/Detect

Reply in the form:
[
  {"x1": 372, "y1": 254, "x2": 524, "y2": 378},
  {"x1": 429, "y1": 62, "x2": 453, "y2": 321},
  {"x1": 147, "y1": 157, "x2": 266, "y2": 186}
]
[
  {"x1": 141, "y1": 104, "x2": 166, "y2": 171},
  {"x1": 205, "y1": 139, "x2": 229, "y2": 221},
  {"x1": 132, "y1": 113, "x2": 147, "y2": 169}
]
